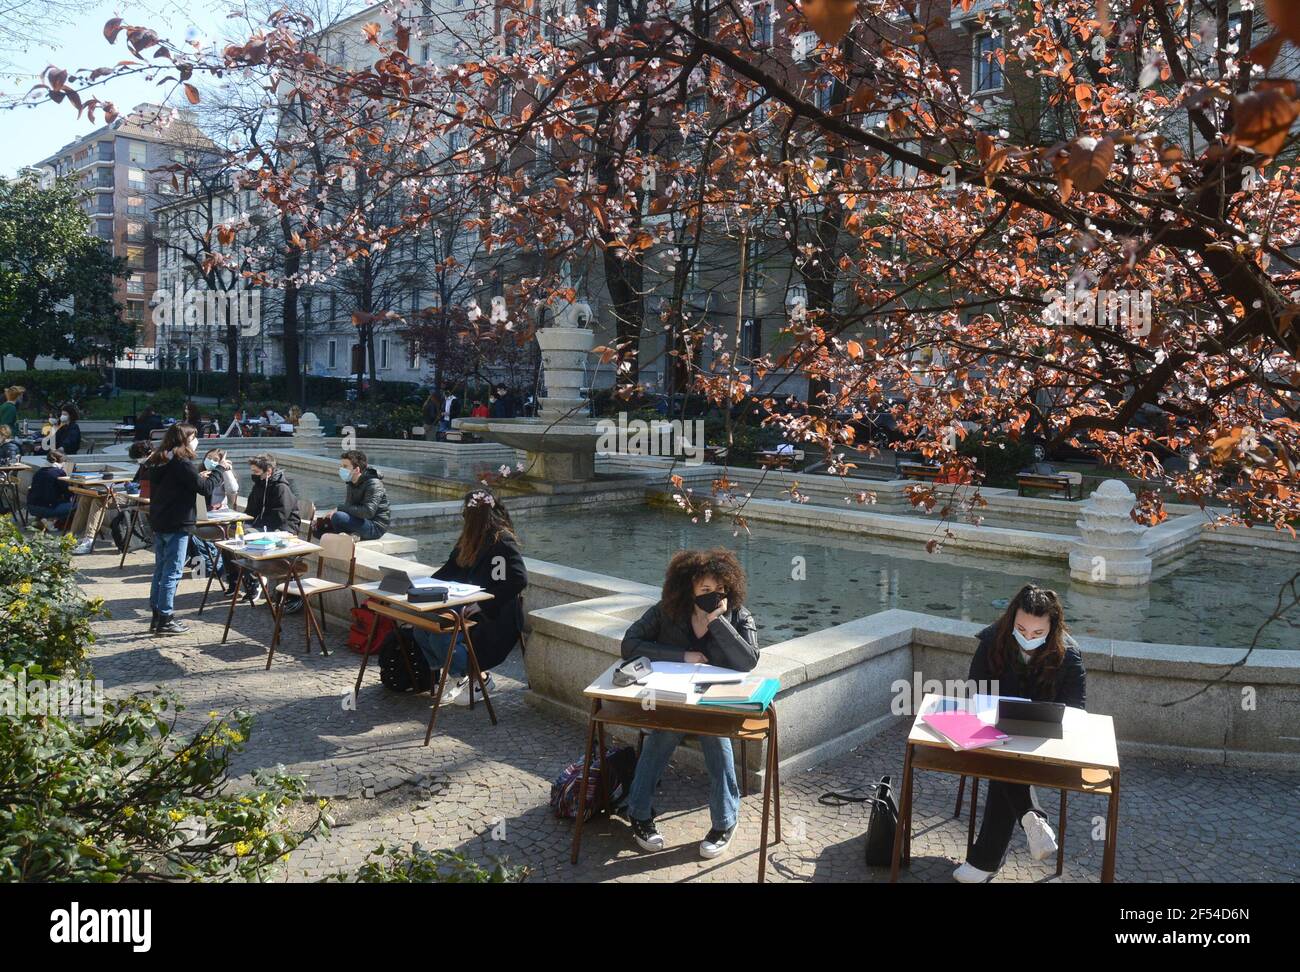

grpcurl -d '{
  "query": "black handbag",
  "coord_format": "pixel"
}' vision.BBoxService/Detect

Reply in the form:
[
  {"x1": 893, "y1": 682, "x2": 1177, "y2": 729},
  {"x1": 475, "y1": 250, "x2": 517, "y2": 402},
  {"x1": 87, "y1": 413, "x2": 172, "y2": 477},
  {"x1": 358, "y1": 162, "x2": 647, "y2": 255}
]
[{"x1": 819, "y1": 775, "x2": 900, "y2": 867}]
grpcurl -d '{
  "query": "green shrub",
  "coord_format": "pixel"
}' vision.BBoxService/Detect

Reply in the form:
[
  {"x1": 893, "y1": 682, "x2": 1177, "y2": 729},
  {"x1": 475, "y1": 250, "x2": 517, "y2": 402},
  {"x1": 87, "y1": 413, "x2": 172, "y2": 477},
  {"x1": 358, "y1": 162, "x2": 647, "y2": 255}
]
[
  {"x1": 1, "y1": 369, "x2": 103, "y2": 414},
  {"x1": 0, "y1": 526, "x2": 104, "y2": 675},
  {"x1": 0, "y1": 691, "x2": 330, "y2": 882},
  {"x1": 958, "y1": 434, "x2": 1036, "y2": 488},
  {"x1": 336, "y1": 842, "x2": 528, "y2": 883}
]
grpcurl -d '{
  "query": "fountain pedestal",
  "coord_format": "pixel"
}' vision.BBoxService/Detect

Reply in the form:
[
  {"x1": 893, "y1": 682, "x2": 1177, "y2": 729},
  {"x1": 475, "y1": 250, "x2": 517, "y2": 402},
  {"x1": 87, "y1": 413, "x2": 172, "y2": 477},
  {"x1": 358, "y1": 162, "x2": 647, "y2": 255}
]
[
  {"x1": 456, "y1": 320, "x2": 601, "y2": 484},
  {"x1": 1068, "y1": 479, "x2": 1152, "y2": 586},
  {"x1": 293, "y1": 412, "x2": 326, "y2": 449}
]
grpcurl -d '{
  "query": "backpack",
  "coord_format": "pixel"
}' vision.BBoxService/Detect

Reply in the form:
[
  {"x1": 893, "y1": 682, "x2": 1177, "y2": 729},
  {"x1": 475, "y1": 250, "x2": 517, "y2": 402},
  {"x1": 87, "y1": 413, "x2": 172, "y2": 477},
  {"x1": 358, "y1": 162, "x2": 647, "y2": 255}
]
[
  {"x1": 378, "y1": 627, "x2": 432, "y2": 693},
  {"x1": 550, "y1": 746, "x2": 638, "y2": 821},
  {"x1": 346, "y1": 600, "x2": 393, "y2": 656},
  {"x1": 110, "y1": 508, "x2": 153, "y2": 553}
]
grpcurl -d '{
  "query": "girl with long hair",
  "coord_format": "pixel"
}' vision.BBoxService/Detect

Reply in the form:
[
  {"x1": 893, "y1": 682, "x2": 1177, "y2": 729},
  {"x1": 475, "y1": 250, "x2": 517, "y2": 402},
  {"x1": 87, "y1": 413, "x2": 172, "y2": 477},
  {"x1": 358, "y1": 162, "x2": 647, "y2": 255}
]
[
  {"x1": 953, "y1": 583, "x2": 1086, "y2": 883},
  {"x1": 411, "y1": 489, "x2": 528, "y2": 705},
  {"x1": 621, "y1": 548, "x2": 761, "y2": 860},
  {"x1": 144, "y1": 423, "x2": 214, "y2": 636}
]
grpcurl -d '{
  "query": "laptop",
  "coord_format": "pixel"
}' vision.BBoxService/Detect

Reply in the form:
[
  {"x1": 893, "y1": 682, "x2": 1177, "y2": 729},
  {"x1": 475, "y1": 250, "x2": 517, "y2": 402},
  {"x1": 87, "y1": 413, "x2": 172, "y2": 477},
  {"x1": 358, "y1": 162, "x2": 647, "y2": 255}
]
[{"x1": 996, "y1": 699, "x2": 1067, "y2": 739}]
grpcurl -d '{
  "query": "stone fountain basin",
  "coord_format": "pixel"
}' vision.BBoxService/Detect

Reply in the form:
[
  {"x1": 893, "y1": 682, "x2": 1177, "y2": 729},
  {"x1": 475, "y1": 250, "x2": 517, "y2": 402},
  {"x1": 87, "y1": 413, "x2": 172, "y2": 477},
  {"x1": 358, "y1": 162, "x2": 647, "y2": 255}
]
[{"x1": 455, "y1": 417, "x2": 602, "y2": 455}]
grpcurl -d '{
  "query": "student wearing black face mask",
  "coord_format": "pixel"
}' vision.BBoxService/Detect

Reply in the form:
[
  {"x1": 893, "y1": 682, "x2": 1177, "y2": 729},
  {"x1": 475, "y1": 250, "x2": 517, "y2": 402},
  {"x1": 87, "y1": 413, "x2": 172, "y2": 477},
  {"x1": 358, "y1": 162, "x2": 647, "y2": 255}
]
[
  {"x1": 953, "y1": 583, "x2": 1086, "y2": 883},
  {"x1": 620, "y1": 548, "x2": 760, "y2": 861}
]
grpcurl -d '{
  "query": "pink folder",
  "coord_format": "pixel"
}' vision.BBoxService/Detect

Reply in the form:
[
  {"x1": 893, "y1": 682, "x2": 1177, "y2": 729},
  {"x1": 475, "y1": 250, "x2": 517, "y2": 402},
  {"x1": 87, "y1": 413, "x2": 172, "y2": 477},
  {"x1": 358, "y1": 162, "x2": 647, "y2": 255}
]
[{"x1": 921, "y1": 712, "x2": 1009, "y2": 751}]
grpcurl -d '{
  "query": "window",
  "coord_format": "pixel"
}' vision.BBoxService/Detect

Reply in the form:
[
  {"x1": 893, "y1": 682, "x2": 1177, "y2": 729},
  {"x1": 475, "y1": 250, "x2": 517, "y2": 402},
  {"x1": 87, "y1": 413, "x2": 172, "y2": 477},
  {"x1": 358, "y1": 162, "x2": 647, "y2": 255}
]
[
  {"x1": 753, "y1": 3, "x2": 772, "y2": 47},
  {"x1": 127, "y1": 195, "x2": 145, "y2": 214},
  {"x1": 127, "y1": 275, "x2": 145, "y2": 294},
  {"x1": 748, "y1": 89, "x2": 768, "y2": 126},
  {"x1": 421, "y1": 43, "x2": 430, "y2": 63},
  {"x1": 126, "y1": 300, "x2": 144, "y2": 322},
  {"x1": 97, "y1": 142, "x2": 114, "y2": 162},
  {"x1": 127, "y1": 167, "x2": 146, "y2": 189},
  {"x1": 816, "y1": 73, "x2": 835, "y2": 112},
  {"x1": 126, "y1": 245, "x2": 146, "y2": 268},
  {"x1": 380, "y1": 339, "x2": 389, "y2": 369},
  {"x1": 498, "y1": 82, "x2": 512, "y2": 116},
  {"x1": 680, "y1": 245, "x2": 699, "y2": 290},
  {"x1": 449, "y1": 129, "x2": 465, "y2": 153},
  {"x1": 407, "y1": 342, "x2": 419, "y2": 369},
  {"x1": 973, "y1": 33, "x2": 1003, "y2": 92},
  {"x1": 126, "y1": 220, "x2": 145, "y2": 242},
  {"x1": 213, "y1": 352, "x2": 223, "y2": 371},
  {"x1": 686, "y1": 94, "x2": 706, "y2": 115},
  {"x1": 327, "y1": 339, "x2": 337, "y2": 368},
  {"x1": 127, "y1": 140, "x2": 146, "y2": 164},
  {"x1": 744, "y1": 239, "x2": 761, "y2": 291}
]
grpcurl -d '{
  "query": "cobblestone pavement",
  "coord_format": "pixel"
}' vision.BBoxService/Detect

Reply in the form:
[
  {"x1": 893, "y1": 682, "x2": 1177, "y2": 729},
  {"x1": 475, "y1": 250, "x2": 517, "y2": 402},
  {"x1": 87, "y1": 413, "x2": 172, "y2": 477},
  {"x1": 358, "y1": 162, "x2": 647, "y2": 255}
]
[{"x1": 81, "y1": 549, "x2": 1300, "y2": 883}]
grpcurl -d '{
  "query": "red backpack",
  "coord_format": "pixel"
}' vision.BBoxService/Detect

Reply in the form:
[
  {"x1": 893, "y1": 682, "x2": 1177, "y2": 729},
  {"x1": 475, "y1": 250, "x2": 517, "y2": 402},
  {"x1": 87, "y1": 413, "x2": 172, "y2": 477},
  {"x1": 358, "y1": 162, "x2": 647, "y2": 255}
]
[{"x1": 346, "y1": 600, "x2": 393, "y2": 655}]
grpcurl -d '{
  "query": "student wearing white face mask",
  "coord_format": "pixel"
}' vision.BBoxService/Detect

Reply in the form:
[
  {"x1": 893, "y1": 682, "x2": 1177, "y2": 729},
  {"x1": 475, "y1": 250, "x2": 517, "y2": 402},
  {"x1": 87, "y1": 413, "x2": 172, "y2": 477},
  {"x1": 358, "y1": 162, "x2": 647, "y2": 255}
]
[
  {"x1": 953, "y1": 584, "x2": 1086, "y2": 883},
  {"x1": 143, "y1": 423, "x2": 215, "y2": 636}
]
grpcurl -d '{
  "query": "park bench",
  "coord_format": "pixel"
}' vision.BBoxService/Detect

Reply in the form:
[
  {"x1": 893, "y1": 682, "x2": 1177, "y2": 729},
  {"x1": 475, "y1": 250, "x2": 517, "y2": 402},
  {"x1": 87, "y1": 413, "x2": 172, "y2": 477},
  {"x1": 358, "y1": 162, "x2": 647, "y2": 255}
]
[
  {"x1": 703, "y1": 445, "x2": 729, "y2": 464},
  {"x1": 898, "y1": 461, "x2": 943, "y2": 482},
  {"x1": 1017, "y1": 472, "x2": 1076, "y2": 500},
  {"x1": 758, "y1": 448, "x2": 803, "y2": 470}
]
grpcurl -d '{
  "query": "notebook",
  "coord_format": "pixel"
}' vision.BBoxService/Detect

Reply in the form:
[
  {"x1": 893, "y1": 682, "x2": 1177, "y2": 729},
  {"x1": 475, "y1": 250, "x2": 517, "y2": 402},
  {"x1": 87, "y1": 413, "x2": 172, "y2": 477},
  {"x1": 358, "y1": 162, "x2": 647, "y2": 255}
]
[
  {"x1": 697, "y1": 677, "x2": 780, "y2": 712},
  {"x1": 921, "y1": 711, "x2": 1009, "y2": 751}
]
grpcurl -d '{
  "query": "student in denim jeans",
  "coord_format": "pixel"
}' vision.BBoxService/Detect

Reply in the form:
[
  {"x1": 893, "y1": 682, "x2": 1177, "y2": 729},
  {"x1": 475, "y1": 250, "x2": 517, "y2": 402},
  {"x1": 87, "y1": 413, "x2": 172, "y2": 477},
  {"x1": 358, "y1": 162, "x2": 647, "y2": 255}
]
[
  {"x1": 620, "y1": 548, "x2": 761, "y2": 861},
  {"x1": 25, "y1": 448, "x2": 74, "y2": 527},
  {"x1": 143, "y1": 423, "x2": 214, "y2": 636},
  {"x1": 314, "y1": 450, "x2": 390, "y2": 540}
]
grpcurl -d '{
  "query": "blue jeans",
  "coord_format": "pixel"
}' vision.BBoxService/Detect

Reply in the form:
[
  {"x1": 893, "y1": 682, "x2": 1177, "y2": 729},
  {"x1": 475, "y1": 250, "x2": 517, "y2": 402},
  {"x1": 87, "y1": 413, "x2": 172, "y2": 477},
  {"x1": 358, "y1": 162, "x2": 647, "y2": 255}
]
[
  {"x1": 626, "y1": 730, "x2": 740, "y2": 831},
  {"x1": 29, "y1": 501, "x2": 74, "y2": 525},
  {"x1": 412, "y1": 628, "x2": 467, "y2": 678},
  {"x1": 327, "y1": 510, "x2": 384, "y2": 540},
  {"x1": 150, "y1": 531, "x2": 189, "y2": 617}
]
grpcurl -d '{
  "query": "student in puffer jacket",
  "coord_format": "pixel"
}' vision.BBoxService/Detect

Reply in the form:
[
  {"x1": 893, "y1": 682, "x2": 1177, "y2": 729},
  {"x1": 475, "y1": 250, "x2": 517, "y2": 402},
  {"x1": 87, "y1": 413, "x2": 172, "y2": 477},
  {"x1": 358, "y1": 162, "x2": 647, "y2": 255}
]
[
  {"x1": 620, "y1": 548, "x2": 760, "y2": 862},
  {"x1": 314, "y1": 449, "x2": 390, "y2": 540}
]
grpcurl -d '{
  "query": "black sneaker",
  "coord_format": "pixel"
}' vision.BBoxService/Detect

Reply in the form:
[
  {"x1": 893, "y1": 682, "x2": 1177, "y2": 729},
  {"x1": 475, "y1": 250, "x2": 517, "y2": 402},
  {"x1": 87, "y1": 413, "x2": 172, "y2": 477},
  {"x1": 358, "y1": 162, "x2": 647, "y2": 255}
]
[
  {"x1": 280, "y1": 595, "x2": 304, "y2": 615},
  {"x1": 154, "y1": 617, "x2": 189, "y2": 637},
  {"x1": 700, "y1": 825, "x2": 735, "y2": 859},
  {"x1": 149, "y1": 610, "x2": 160, "y2": 633},
  {"x1": 629, "y1": 817, "x2": 665, "y2": 853}
]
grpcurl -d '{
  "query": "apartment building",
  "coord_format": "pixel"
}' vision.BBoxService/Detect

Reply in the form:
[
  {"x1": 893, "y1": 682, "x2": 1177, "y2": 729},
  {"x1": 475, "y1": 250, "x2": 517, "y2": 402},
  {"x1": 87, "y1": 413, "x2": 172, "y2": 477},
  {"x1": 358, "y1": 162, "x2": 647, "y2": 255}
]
[{"x1": 35, "y1": 103, "x2": 220, "y2": 350}]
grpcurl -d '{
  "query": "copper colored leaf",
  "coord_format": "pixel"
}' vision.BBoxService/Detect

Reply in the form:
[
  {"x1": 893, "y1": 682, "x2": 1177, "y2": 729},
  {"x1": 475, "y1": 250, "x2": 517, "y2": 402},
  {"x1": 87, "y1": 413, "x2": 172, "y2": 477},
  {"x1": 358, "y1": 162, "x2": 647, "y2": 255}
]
[
  {"x1": 1063, "y1": 135, "x2": 1115, "y2": 193},
  {"x1": 104, "y1": 17, "x2": 123, "y2": 43},
  {"x1": 183, "y1": 82, "x2": 200, "y2": 105},
  {"x1": 1264, "y1": 0, "x2": 1300, "y2": 46},
  {"x1": 801, "y1": 0, "x2": 858, "y2": 46},
  {"x1": 1232, "y1": 88, "x2": 1300, "y2": 157}
]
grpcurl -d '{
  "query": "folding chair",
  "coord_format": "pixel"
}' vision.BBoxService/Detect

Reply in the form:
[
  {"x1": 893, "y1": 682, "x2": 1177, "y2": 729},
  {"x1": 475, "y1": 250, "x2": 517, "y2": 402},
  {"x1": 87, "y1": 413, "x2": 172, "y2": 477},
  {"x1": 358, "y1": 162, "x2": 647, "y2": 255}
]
[
  {"x1": 272, "y1": 531, "x2": 359, "y2": 636},
  {"x1": 298, "y1": 499, "x2": 316, "y2": 540}
]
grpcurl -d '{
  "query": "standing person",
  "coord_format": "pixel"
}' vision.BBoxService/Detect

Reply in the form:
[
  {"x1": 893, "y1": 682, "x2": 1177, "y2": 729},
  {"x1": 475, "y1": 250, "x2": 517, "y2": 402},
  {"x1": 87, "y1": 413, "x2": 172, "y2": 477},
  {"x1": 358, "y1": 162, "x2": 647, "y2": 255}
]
[
  {"x1": 183, "y1": 401, "x2": 204, "y2": 435},
  {"x1": 953, "y1": 584, "x2": 1086, "y2": 883},
  {"x1": 411, "y1": 489, "x2": 527, "y2": 705},
  {"x1": 422, "y1": 391, "x2": 441, "y2": 441},
  {"x1": 620, "y1": 549, "x2": 761, "y2": 860},
  {"x1": 314, "y1": 450, "x2": 389, "y2": 540},
  {"x1": 0, "y1": 386, "x2": 23, "y2": 432},
  {"x1": 144, "y1": 423, "x2": 215, "y2": 636},
  {"x1": 440, "y1": 390, "x2": 459, "y2": 436},
  {"x1": 26, "y1": 449, "x2": 75, "y2": 529}
]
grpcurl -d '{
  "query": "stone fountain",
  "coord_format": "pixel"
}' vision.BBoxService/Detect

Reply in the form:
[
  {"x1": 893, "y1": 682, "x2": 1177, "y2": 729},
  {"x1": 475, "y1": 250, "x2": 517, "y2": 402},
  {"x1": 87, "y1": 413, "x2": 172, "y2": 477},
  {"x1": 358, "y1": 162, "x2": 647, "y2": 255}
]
[
  {"x1": 1068, "y1": 479, "x2": 1153, "y2": 587},
  {"x1": 455, "y1": 302, "x2": 603, "y2": 484}
]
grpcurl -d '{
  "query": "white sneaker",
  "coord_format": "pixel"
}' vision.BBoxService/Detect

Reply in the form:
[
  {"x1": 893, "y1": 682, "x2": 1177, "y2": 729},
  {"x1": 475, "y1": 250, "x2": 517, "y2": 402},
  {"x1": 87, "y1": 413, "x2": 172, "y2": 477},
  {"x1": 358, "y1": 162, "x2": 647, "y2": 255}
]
[
  {"x1": 72, "y1": 538, "x2": 95, "y2": 556},
  {"x1": 1022, "y1": 811, "x2": 1058, "y2": 861},
  {"x1": 453, "y1": 672, "x2": 497, "y2": 706},
  {"x1": 438, "y1": 676, "x2": 469, "y2": 706},
  {"x1": 952, "y1": 861, "x2": 995, "y2": 883}
]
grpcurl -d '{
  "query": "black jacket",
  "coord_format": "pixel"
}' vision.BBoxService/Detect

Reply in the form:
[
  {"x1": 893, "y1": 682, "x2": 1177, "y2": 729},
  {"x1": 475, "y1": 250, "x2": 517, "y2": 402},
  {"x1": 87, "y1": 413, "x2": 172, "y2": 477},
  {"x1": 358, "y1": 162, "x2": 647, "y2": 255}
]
[
  {"x1": 621, "y1": 602, "x2": 761, "y2": 673},
  {"x1": 132, "y1": 414, "x2": 165, "y2": 442},
  {"x1": 968, "y1": 624, "x2": 1086, "y2": 709},
  {"x1": 28, "y1": 465, "x2": 71, "y2": 509},
  {"x1": 245, "y1": 469, "x2": 300, "y2": 534},
  {"x1": 55, "y1": 423, "x2": 81, "y2": 455},
  {"x1": 146, "y1": 455, "x2": 215, "y2": 533},
  {"x1": 341, "y1": 467, "x2": 390, "y2": 531},
  {"x1": 432, "y1": 535, "x2": 528, "y2": 670}
]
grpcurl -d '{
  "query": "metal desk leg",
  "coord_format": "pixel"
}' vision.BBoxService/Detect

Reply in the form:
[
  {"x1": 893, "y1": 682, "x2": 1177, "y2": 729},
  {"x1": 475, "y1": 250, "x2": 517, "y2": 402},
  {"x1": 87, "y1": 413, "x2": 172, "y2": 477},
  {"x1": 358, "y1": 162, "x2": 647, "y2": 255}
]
[{"x1": 221, "y1": 562, "x2": 245, "y2": 643}]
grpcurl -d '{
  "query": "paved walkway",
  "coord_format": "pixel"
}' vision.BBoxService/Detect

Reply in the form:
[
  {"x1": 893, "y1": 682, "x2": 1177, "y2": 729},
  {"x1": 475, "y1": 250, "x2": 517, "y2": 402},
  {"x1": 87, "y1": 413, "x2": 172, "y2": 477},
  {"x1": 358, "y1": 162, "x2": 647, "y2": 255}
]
[{"x1": 79, "y1": 547, "x2": 1300, "y2": 883}]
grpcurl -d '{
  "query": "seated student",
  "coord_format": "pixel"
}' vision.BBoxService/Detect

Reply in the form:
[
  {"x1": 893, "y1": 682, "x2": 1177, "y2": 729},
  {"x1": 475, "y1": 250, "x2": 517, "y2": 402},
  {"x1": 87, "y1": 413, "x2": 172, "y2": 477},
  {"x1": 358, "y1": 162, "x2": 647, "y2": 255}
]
[
  {"x1": 314, "y1": 450, "x2": 390, "y2": 540},
  {"x1": 133, "y1": 406, "x2": 165, "y2": 443},
  {"x1": 36, "y1": 403, "x2": 81, "y2": 458},
  {"x1": 620, "y1": 548, "x2": 760, "y2": 860},
  {"x1": 953, "y1": 584, "x2": 1086, "y2": 884},
  {"x1": 26, "y1": 449, "x2": 75, "y2": 529},
  {"x1": 191, "y1": 448, "x2": 241, "y2": 592},
  {"x1": 235, "y1": 453, "x2": 301, "y2": 604},
  {"x1": 412, "y1": 489, "x2": 527, "y2": 705},
  {"x1": 0, "y1": 424, "x2": 20, "y2": 464}
]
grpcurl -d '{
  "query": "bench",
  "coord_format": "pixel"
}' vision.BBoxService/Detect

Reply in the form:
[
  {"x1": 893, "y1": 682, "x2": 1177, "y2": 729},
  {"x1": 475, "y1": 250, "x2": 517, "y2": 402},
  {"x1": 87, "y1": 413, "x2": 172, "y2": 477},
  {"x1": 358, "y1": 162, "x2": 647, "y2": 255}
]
[
  {"x1": 898, "y1": 462, "x2": 943, "y2": 482},
  {"x1": 758, "y1": 449, "x2": 803, "y2": 470},
  {"x1": 1017, "y1": 472, "x2": 1075, "y2": 500}
]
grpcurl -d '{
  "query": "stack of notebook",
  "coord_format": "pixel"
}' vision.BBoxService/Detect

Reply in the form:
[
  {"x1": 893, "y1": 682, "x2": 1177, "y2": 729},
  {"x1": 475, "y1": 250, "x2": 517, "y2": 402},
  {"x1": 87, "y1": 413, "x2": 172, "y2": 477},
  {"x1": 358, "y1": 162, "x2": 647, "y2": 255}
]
[
  {"x1": 920, "y1": 711, "x2": 1009, "y2": 751},
  {"x1": 696, "y1": 676, "x2": 780, "y2": 712}
]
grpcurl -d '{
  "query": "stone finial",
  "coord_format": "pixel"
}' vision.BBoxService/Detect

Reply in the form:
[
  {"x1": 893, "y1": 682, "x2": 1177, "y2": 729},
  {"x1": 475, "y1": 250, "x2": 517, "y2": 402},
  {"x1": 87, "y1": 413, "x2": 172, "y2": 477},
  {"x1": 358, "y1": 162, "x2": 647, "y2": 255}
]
[{"x1": 1068, "y1": 479, "x2": 1152, "y2": 586}]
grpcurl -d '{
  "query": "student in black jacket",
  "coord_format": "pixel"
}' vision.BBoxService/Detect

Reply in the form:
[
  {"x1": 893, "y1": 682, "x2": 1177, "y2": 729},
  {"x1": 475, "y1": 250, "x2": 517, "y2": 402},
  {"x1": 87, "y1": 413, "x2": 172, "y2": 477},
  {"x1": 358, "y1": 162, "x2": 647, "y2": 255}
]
[
  {"x1": 144, "y1": 423, "x2": 214, "y2": 637},
  {"x1": 243, "y1": 453, "x2": 300, "y2": 533},
  {"x1": 622, "y1": 548, "x2": 760, "y2": 861},
  {"x1": 411, "y1": 489, "x2": 527, "y2": 706},
  {"x1": 954, "y1": 583, "x2": 1087, "y2": 883},
  {"x1": 26, "y1": 448, "x2": 74, "y2": 528}
]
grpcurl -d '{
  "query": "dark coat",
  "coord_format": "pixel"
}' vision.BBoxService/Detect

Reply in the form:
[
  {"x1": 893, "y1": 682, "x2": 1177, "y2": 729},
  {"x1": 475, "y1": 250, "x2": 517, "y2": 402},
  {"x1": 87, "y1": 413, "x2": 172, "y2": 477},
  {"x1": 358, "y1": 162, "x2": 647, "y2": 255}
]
[
  {"x1": 968, "y1": 624, "x2": 1086, "y2": 709},
  {"x1": 432, "y1": 535, "x2": 528, "y2": 670},
  {"x1": 28, "y1": 465, "x2": 71, "y2": 509},
  {"x1": 55, "y1": 423, "x2": 81, "y2": 455},
  {"x1": 146, "y1": 455, "x2": 215, "y2": 534},
  {"x1": 341, "y1": 467, "x2": 390, "y2": 531},
  {"x1": 621, "y1": 602, "x2": 760, "y2": 673},
  {"x1": 132, "y1": 414, "x2": 165, "y2": 441},
  {"x1": 244, "y1": 469, "x2": 300, "y2": 534}
]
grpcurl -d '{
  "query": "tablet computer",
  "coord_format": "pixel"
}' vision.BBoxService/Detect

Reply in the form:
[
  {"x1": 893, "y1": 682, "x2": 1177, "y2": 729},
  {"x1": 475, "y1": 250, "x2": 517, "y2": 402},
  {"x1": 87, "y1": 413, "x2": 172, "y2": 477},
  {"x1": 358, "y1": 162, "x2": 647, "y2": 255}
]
[{"x1": 996, "y1": 699, "x2": 1067, "y2": 739}]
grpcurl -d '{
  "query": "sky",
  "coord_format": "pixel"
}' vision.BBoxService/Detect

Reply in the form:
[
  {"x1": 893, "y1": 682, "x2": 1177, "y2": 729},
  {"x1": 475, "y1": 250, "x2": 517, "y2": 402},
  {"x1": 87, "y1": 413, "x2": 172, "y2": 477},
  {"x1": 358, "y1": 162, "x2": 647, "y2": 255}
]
[{"x1": 0, "y1": 1, "x2": 273, "y2": 176}]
